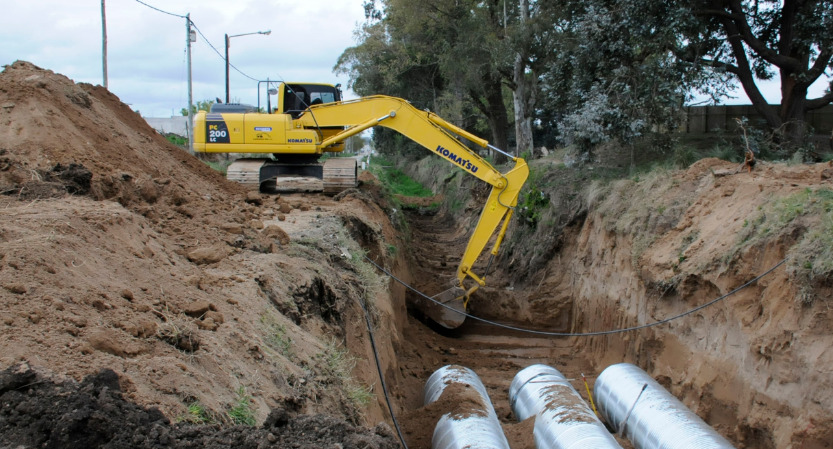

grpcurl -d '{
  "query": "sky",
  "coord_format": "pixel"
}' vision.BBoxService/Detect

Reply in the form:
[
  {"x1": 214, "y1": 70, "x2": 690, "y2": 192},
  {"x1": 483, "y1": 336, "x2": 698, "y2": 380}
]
[
  {"x1": 1, "y1": 1, "x2": 829, "y2": 118},
  {"x1": 1, "y1": 0, "x2": 369, "y2": 117}
]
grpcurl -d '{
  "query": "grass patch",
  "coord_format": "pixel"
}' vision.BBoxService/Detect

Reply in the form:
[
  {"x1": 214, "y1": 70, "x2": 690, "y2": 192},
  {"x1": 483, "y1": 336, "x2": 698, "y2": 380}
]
[
  {"x1": 260, "y1": 314, "x2": 293, "y2": 358},
  {"x1": 227, "y1": 386, "x2": 256, "y2": 426},
  {"x1": 368, "y1": 155, "x2": 434, "y2": 198},
  {"x1": 166, "y1": 134, "x2": 188, "y2": 146},
  {"x1": 317, "y1": 339, "x2": 375, "y2": 410},
  {"x1": 177, "y1": 401, "x2": 212, "y2": 424},
  {"x1": 733, "y1": 187, "x2": 833, "y2": 299}
]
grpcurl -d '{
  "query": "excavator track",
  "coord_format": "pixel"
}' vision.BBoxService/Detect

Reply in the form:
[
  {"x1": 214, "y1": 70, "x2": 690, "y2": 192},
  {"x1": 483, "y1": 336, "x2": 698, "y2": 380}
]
[{"x1": 226, "y1": 157, "x2": 357, "y2": 194}]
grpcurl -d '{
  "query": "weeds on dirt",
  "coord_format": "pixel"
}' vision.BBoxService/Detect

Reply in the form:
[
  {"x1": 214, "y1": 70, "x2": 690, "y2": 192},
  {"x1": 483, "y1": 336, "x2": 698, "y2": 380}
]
[
  {"x1": 227, "y1": 386, "x2": 256, "y2": 426},
  {"x1": 346, "y1": 383, "x2": 374, "y2": 408},
  {"x1": 176, "y1": 401, "x2": 212, "y2": 424},
  {"x1": 153, "y1": 305, "x2": 200, "y2": 352},
  {"x1": 260, "y1": 314, "x2": 294, "y2": 358},
  {"x1": 316, "y1": 339, "x2": 375, "y2": 411},
  {"x1": 730, "y1": 187, "x2": 833, "y2": 300}
]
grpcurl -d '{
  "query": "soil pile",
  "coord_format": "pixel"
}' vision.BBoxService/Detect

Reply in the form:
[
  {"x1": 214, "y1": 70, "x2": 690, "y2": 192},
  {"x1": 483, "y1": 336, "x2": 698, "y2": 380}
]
[
  {"x1": 0, "y1": 60, "x2": 241, "y2": 206},
  {"x1": 0, "y1": 364, "x2": 398, "y2": 449},
  {"x1": 0, "y1": 60, "x2": 409, "y2": 438}
]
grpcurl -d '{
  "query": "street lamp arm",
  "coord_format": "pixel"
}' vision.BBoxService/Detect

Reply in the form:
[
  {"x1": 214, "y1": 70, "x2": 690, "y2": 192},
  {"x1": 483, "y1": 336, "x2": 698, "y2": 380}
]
[
  {"x1": 229, "y1": 30, "x2": 271, "y2": 38},
  {"x1": 225, "y1": 30, "x2": 271, "y2": 103}
]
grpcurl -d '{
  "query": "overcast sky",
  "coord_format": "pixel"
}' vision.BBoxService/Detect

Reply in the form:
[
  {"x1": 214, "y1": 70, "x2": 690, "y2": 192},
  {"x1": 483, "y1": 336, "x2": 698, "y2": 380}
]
[
  {"x1": 1, "y1": 1, "x2": 829, "y2": 118},
  {"x1": 1, "y1": 0, "x2": 368, "y2": 117}
]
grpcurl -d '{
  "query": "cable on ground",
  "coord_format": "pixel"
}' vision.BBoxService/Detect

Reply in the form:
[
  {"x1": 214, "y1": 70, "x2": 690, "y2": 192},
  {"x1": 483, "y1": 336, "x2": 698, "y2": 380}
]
[
  {"x1": 364, "y1": 256, "x2": 786, "y2": 337},
  {"x1": 355, "y1": 293, "x2": 409, "y2": 448}
]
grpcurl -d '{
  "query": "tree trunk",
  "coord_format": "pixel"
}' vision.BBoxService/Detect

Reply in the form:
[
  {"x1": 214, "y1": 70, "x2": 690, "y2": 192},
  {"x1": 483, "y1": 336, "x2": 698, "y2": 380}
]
[
  {"x1": 483, "y1": 73, "x2": 509, "y2": 164},
  {"x1": 780, "y1": 74, "x2": 809, "y2": 144},
  {"x1": 512, "y1": 0, "x2": 535, "y2": 158}
]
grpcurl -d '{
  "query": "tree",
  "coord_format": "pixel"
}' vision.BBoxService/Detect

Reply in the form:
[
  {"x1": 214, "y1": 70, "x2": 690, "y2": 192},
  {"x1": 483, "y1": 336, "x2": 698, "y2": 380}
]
[
  {"x1": 538, "y1": 0, "x2": 708, "y2": 158},
  {"x1": 681, "y1": 0, "x2": 833, "y2": 144},
  {"x1": 336, "y1": 0, "x2": 515, "y2": 162},
  {"x1": 180, "y1": 99, "x2": 215, "y2": 116}
]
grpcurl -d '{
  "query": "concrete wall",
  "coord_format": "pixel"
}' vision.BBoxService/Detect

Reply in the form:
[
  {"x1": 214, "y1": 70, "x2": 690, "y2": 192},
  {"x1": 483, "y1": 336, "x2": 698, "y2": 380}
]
[{"x1": 144, "y1": 116, "x2": 190, "y2": 137}]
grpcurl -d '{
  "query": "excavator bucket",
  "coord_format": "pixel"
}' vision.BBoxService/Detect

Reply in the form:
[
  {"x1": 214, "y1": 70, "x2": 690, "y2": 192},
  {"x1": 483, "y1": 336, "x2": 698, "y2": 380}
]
[{"x1": 422, "y1": 285, "x2": 467, "y2": 329}]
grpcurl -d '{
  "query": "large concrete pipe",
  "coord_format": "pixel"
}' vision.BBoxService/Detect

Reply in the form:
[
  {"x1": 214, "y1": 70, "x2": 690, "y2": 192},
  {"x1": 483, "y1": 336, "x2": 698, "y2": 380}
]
[
  {"x1": 423, "y1": 365, "x2": 510, "y2": 449},
  {"x1": 594, "y1": 363, "x2": 736, "y2": 449},
  {"x1": 509, "y1": 364, "x2": 622, "y2": 449}
]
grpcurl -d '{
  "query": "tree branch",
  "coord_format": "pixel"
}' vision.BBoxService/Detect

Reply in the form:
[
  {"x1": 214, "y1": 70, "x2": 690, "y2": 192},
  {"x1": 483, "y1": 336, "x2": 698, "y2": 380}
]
[
  {"x1": 805, "y1": 49, "x2": 833, "y2": 86},
  {"x1": 807, "y1": 91, "x2": 833, "y2": 110},
  {"x1": 719, "y1": 0, "x2": 801, "y2": 71}
]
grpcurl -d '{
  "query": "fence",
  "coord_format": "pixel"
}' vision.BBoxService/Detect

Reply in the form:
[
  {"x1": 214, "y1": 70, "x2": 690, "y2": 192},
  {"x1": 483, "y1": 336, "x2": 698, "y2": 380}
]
[{"x1": 681, "y1": 104, "x2": 833, "y2": 135}]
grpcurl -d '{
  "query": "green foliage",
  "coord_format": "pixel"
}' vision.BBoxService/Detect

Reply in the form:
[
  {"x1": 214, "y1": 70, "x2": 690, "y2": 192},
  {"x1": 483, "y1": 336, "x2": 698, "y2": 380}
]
[
  {"x1": 227, "y1": 387, "x2": 256, "y2": 426},
  {"x1": 181, "y1": 99, "x2": 215, "y2": 117},
  {"x1": 166, "y1": 134, "x2": 187, "y2": 146},
  {"x1": 517, "y1": 168, "x2": 551, "y2": 226},
  {"x1": 368, "y1": 156, "x2": 433, "y2": 198},
  {"x1": 187, "y1": 402, "x2": 211, "y2": 423},
  {"x1": 672, "y1": 145, "x2": 698, "y2": 169}
]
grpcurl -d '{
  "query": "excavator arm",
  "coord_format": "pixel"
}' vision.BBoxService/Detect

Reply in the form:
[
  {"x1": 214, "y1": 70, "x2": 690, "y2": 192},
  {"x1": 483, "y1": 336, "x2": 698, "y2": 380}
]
[{"x1": 298, "y1": 96, "x2": 529, "y2": 327}]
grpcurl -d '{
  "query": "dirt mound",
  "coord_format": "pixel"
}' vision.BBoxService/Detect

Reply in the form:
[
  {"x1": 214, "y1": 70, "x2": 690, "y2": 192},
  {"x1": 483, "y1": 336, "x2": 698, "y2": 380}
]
[
  {"x1": 0, "y1": 60, "x2": 242, "y2": 208},
  {"x1": 0, "y1": 364, "x2": 398, "y2": 449}
]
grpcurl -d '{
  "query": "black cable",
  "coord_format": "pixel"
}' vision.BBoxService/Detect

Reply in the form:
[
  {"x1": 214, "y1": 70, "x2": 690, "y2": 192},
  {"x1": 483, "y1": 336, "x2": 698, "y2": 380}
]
[
  {"x1": 188, "y1": 21, "x2": 260, "y2": 82},
  {"x1": 131, "y1": 0, "x2": 186, "y2": 18},
  {"x1": 364, "y1": 256, "x2": 786, "y2": 337},
  {"x1": 355, "y1": 293, "x2": 409, "y2": 448}
]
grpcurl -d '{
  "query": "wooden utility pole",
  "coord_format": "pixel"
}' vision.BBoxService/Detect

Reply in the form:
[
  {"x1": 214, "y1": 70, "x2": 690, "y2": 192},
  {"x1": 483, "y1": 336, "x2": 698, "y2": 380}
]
[
  {"x1": 101, "y1": 0, "x2": 108, "y2": 89},
  {"x1": 186, "y1": 13, "x2": 194, "y2": 155}
]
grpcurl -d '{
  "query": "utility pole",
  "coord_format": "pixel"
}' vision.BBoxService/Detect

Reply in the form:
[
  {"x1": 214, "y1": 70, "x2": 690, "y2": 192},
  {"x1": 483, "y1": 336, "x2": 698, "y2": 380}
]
[
  {"x1": 225, "y1": 34, "x2": 230, "y2": 103},
  {"x1": 186, "y1": 13, "x2": 194, "y2": 155},
  {"x1": 101, "y1": 0, "x2": 108, "y2": 89}
]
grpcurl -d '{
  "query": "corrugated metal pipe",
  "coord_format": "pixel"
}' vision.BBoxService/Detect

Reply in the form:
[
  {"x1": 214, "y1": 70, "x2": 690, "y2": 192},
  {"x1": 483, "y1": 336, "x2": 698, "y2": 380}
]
[
  {"x1": 594, "y1": 363, "x2": 736, "y2": 449},
  {"x1": 508, "y1": 364, "x2": 622, "y2": 449},
  {"x1": 423, "y1": 365, "x2": 510, "y2": 449}
]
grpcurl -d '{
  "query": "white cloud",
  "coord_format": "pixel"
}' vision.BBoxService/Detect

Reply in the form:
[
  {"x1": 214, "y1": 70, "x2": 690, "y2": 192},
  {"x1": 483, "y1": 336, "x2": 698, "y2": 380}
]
[{"x1": 1, "y1": 0, "x2": 368, "y2": 117}]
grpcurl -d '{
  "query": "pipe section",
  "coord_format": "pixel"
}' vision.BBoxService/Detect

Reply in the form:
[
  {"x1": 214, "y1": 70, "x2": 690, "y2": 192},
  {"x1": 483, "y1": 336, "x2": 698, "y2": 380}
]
[
  {"x1": 423, "y1": 365, "x2": 510, "y2": 449},
  {"x1": 594, "y1": 363, "x2": 736, "y2": 449},
  {"x1": 509, "y1": 364, "x2": 622, "y2": 449}
]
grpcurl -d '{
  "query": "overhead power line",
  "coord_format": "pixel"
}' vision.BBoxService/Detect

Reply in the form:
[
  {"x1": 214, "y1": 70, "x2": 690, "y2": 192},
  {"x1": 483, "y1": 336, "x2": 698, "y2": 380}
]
[
  {"x1": 130, "y1": 0, "x2": 261, "y2": 82},
  {"x1": 189, "y1": 21, "x2": 260, "y2": 82},
  {"x1": 131, "y1": 0, "x2": 185, "y2": 18}
]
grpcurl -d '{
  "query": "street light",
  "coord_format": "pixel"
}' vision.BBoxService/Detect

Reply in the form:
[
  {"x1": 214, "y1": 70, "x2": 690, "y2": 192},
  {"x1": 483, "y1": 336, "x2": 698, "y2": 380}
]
[{"x1": 225, "y1": 30, "x2": 271, "y2": 103}]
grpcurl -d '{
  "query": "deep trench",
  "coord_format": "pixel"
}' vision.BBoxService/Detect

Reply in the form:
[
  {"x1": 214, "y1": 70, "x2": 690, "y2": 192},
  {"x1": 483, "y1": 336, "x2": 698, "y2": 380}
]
[{"x1": 388, "y1": 210, "x2": 623, "y2": 449}]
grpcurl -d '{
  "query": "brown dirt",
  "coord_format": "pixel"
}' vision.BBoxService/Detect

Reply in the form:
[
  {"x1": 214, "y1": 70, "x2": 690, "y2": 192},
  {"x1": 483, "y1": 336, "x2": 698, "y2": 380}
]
[{"x1": 0, "y1": 61, "x2": 410, "y2": 446}]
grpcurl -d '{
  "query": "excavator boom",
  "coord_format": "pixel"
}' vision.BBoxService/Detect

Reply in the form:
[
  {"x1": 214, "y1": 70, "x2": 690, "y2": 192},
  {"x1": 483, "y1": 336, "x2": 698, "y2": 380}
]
[{"x1": 194, "y1": 93, "x2": 529, "y2": 328}]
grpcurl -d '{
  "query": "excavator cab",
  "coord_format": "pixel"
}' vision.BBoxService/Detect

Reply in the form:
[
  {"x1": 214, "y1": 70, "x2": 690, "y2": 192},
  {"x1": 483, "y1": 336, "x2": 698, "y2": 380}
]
[{"x1": 278, "y1": 83, "x2": 341, "y2": 118}]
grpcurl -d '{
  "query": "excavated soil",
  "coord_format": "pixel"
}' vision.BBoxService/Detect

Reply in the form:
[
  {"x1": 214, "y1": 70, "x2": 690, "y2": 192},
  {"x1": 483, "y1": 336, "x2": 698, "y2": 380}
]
[
  {"x1": 0, "y1": 364, "x2": 397, "y2": 449},
  {"x1": 0, "y1": 61, "x2": 405, "y2": 447}
]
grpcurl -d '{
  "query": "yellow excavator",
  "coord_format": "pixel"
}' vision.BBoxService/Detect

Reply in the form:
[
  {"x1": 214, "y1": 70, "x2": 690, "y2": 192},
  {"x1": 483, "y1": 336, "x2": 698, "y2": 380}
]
[{"x1": 193, "y1": 82, "x2": 529, "y2": 328}]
